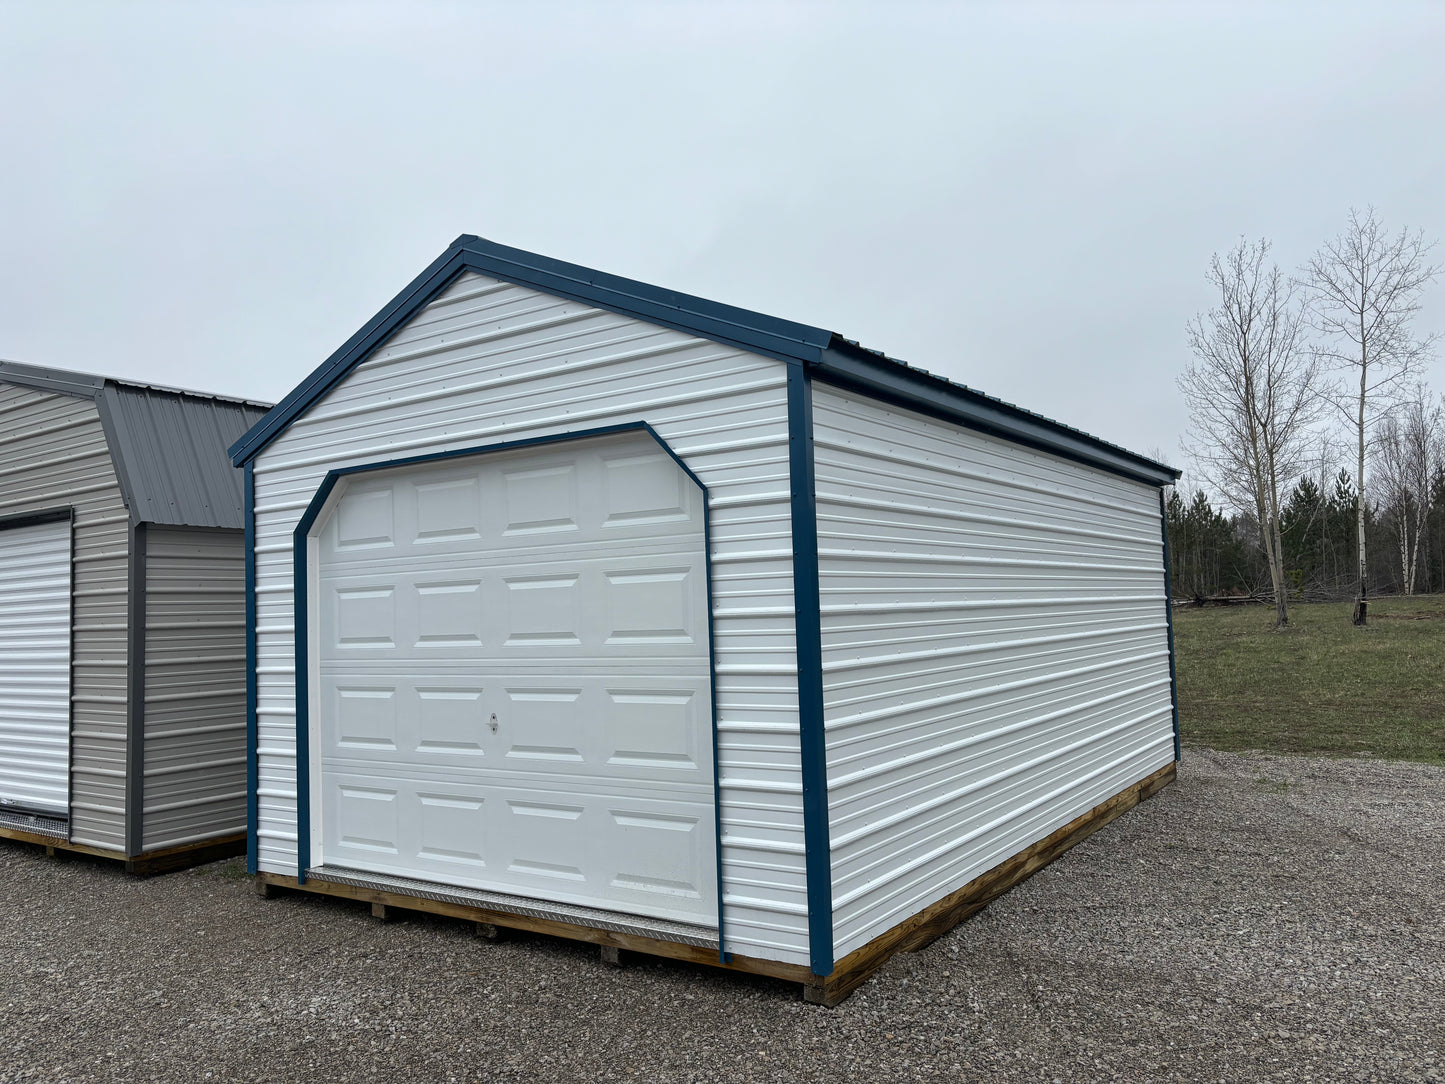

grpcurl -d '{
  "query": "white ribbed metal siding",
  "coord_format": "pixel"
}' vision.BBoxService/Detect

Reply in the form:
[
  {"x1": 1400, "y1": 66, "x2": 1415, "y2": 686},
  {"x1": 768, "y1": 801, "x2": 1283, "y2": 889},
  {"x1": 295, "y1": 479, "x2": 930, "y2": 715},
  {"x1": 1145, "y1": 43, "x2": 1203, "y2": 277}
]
[
  {"x1": 0, "y1": 384, "x2": 131, "y2": 849},
  {"x1": 0, "y1": 519, "x2": 72, "y2": 813},
  {"x1": 812, "y1": 386, "x2": 1175, "y2": 960},
  {"x1": 142, "y1": 527, "x2": 247, "y2": 850},
  {"x1": 251, "y1": 272, "x2": 807, "y2": 964}
]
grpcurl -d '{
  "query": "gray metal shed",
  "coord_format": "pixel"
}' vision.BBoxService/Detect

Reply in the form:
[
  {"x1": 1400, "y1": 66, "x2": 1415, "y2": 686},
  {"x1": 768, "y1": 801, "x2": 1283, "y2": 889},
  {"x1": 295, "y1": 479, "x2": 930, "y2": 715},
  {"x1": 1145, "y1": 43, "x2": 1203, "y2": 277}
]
[{"x1": 0, "y1": 360, "x2": 270, "y2": 872}]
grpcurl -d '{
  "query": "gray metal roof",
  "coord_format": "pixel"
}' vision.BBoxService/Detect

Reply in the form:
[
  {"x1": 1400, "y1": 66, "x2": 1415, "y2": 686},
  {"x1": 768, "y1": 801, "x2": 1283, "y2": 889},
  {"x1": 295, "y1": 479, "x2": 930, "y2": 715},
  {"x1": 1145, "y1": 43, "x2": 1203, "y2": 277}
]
[{"x1": 0, "y1": 359, "x2": 271, "y2": 529}]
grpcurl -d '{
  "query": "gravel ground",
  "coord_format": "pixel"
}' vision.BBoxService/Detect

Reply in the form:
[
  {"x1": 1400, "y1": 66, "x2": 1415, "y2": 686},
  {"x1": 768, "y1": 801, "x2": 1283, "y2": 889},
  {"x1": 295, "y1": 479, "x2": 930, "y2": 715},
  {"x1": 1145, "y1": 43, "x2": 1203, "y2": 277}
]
[{"x1": 2, "y1": 749, "x2": 1441, "y2": 1084}]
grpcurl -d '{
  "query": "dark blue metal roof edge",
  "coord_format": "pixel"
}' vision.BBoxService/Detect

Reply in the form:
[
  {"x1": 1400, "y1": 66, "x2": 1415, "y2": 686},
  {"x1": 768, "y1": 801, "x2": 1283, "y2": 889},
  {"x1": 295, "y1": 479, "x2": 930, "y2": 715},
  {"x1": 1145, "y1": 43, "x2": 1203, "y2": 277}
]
[
  {"x1": 230, "y1": 235, "x2": 835, "y2": 466},
  {"x1": 226, "y1": 236, "x2": 1177, "y2": 486},
  {"x1": 813, "y1": 339, "x2": 1181, "y2": 487},
  {"x1": 454, "y1": 236, "x2": 831, "y2": 360},
  {"x1": 228, "y1": 238, "x2": 478, "y2": 466}
]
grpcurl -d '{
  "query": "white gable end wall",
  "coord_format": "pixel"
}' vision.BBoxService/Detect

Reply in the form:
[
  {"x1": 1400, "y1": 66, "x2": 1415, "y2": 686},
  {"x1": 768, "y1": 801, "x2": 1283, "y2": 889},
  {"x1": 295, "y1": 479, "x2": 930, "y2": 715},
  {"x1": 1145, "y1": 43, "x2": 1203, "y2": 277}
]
[
  {"x1": 250, "y1": 272, "x2": 808, "y2": 965},
  {"x1": 811, "y1": 385, "x2": 1175, "y2": 960}
]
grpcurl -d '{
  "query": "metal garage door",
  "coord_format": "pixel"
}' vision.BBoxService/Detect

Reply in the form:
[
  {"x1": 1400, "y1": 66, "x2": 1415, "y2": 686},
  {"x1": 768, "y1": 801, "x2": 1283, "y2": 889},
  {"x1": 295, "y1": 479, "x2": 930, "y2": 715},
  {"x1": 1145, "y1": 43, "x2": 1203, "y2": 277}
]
[
  {"x1": 314, "y1": 431, "x2": 717, "y2": 925},
  {"x1": 0, "y1": 518, "x2": 72, "y2": 817}
]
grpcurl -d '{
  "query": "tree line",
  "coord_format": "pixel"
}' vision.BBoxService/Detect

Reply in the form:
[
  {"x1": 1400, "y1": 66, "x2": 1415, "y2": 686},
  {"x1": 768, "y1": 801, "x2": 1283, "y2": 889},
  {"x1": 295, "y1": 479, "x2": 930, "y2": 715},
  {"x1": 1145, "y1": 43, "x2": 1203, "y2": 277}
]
[
  {"x1": 1166, "y1": 465, "x2": 1445, "y2": 602},
  {"x1": 1175, "y1": 207, "x2": 1441, "y2": 627}
]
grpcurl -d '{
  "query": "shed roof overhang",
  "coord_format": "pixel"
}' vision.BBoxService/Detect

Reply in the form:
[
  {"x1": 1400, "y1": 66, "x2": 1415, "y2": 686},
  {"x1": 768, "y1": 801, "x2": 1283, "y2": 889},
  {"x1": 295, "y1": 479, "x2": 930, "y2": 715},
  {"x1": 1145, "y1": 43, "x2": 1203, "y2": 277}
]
[
  {"x1": 0, "y1": 359, "x2": 272, "y2": 528},
  {"x1": 227, "y1": 235, "x2": 1180, "y2": 487}
]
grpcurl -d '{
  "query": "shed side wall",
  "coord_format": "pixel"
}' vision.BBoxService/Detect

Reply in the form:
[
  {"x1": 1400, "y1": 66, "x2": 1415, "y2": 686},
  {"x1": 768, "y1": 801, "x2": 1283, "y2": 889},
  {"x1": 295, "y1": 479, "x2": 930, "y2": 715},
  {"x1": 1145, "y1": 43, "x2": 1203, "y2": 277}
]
[
  {"x1": 0, "y1": 383, "x2": 130, "y2": 850},
  {"x1": 251, "y1": 271, "x2": 807, "y2": 965},
  {"x1": 141, "y1": 526, "x2": 247, "y2": 850},
  {"x1": 811, "y1": 385, "x2": 1176, "y2": 960}
]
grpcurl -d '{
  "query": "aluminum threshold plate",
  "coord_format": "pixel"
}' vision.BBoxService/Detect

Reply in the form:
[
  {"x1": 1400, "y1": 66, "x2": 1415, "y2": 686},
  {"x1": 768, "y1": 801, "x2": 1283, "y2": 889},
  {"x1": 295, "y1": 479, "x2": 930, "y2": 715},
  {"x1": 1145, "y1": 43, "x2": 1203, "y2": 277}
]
[
  {"x1": 0, "y1": 807, "x2": 68, "y2": 840},
  {"x1": 307, "y1": 865, "x2": 720, "y2": 949}
]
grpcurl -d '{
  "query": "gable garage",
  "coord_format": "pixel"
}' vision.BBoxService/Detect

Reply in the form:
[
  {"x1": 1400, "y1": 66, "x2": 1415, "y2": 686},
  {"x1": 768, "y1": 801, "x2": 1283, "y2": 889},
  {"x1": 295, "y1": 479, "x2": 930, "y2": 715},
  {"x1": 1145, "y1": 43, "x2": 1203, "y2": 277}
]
[{"x1": 233, "y1": 236, "x2": 1180, "y2": 1003}]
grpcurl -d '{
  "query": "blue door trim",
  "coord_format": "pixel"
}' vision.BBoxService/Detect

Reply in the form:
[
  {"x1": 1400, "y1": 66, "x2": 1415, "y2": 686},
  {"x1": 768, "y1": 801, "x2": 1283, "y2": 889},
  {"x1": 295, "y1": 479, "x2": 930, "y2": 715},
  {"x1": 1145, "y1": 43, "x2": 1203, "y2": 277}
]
[
  {"x1": 287, "y1": 422, "x2": 729, "y2": 955},
  {"x1": 788, "y1": 365, "x2": 834, "y2": 977}
]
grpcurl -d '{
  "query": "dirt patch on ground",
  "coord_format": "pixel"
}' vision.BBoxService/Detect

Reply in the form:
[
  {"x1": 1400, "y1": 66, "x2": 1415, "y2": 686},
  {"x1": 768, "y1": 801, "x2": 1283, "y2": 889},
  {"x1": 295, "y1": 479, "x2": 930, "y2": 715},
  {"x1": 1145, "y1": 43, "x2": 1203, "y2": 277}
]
[{"x1": 2, "y1": 749, "x2": 1441, "y2": 1083}]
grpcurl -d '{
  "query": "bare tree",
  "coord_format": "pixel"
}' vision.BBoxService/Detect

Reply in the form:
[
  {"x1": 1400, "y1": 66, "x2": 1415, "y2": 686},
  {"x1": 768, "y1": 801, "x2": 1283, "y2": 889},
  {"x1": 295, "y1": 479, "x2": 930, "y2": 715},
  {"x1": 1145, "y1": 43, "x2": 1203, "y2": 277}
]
[
  {"x1": 1302, "y1": 208, "x2": 1440, "y2": 624},
  {"x1": 1374, "y1": 387, "x2": 1443, "y2": 595},
  {"x1": 1180, "y1": 238, "x2": 1322, "y2": 628}
]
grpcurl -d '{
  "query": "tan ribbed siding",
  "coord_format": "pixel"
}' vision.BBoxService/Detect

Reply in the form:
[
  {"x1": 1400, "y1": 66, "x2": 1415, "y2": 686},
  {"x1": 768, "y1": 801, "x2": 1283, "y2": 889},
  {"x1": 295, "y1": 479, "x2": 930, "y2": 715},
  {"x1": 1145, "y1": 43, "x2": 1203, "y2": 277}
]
[
  {"x1": 0, "y1": 383, "x2": 130, "y2": 850},
  {"x1": 141, "y1": 526, "x2": 247, "y2": 850}
]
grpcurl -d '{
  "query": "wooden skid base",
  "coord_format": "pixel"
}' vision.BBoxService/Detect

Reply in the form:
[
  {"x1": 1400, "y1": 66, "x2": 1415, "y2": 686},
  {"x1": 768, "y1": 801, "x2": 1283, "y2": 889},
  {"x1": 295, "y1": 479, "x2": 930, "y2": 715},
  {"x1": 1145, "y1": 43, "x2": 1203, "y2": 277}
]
[
  {"x1": 253, "y1": 869, "x2": 813, "y2": 987},
  {"x1": 0, "y1": 826, "x2": 246, "y2": 876},
  {"x1": 803, "y1": 760, "x2": 1178, "y2": 1006},
  {"x1": 255, "y1": 762, "x2": 1176, "y2": 1006}
]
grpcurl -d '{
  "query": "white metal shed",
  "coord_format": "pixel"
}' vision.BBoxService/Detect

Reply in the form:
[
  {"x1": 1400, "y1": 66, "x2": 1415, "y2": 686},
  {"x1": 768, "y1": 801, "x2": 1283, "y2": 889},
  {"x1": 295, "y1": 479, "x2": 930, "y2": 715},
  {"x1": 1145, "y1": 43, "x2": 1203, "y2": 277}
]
[
  {"x1": 231, "y1": 237, "x2": 1181, "y2": 1004},
  {"x1": 0, "y1": 361, "x2": 270, "y2": 873}
]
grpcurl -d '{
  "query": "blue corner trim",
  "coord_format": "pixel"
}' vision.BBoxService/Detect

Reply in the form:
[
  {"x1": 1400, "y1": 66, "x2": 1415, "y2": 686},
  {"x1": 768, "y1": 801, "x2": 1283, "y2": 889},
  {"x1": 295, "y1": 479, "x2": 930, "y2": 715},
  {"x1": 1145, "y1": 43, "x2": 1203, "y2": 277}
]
[
  {"x1": 229, "y1": 236, "x2": 832, "y2": 467},
  {"x1": 286, "y1": 421, "x2": 730, "y2": 946},
  {"x1": 244, "y1": 461, "x2": 259, "y2": 874},
  {"x1": 788, "y1": 366, "x2": 833, "y2": 977},
  {"x1": 1158, "y1": 489, "x2": 1181, "y2": 761}
]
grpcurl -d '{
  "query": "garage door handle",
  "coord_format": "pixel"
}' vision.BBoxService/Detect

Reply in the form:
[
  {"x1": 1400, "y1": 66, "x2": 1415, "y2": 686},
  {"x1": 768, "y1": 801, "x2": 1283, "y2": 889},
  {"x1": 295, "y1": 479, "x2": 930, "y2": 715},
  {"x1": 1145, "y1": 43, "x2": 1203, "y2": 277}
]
[{"x1": 489, "y1": 713, "x2": 498, "y2": 733}]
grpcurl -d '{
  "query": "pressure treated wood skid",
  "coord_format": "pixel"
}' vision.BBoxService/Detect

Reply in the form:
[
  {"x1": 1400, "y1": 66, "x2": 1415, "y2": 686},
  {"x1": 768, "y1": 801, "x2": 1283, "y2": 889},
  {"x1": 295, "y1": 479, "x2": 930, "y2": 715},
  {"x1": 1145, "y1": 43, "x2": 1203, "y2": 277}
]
[
  {"x1": 0, "y1": 827, "x2": 246, "y2": 876},
  {"x1": 254, "y1": 762, "x2": 1175, "y2": 1006}
]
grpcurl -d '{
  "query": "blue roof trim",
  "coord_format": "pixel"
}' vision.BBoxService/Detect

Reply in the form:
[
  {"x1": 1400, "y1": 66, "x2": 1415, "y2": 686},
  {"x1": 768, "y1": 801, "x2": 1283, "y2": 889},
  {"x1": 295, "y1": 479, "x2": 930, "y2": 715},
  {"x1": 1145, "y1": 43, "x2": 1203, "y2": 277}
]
[
  {"x1": 228, "y1": 236, "x2": 1178, "y2": 488},
  {"x1": 812, "y1": 340, "x2": 1181, "y2": 487},
  {"x1": 230, "y1": 240, "x2": 476, "y2": 466},
  {"x1": 229, "y1": 235, "x2": 833, "y2": 466}
]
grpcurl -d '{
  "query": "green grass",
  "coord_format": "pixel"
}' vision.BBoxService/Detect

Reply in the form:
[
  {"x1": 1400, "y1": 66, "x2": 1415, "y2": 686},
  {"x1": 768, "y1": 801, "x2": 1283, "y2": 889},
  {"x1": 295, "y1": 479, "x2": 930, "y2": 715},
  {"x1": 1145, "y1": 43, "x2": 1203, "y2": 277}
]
[{"x1": 1173, "y1": 594, "x2": 1445, "y2": 765}]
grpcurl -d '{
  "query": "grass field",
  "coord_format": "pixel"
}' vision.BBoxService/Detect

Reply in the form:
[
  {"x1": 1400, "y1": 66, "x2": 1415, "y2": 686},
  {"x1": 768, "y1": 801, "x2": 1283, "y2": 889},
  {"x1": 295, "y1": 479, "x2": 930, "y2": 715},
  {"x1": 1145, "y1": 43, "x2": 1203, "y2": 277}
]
[{"x1": 1172, "y1": 594, "x2": 1445, "y2": 765}]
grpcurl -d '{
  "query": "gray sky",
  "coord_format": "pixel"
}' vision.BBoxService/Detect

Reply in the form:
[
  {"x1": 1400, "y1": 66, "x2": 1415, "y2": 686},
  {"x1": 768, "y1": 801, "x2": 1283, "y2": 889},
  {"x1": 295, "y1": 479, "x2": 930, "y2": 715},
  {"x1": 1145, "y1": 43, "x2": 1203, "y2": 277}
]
[{"x1": 2, "y1": 1, "x2": 1442, "y2": 466}]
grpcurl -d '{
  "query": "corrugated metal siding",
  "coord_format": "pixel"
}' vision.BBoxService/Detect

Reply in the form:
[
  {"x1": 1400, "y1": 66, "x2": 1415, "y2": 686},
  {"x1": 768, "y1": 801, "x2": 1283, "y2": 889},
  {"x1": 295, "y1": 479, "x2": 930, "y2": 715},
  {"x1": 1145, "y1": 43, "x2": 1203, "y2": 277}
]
[
  {"x1": 811, "y1": 385, "x2": 1175, "y2": 960},
  {"x1": 0, "y1": 518, "x2": 72, "y2": 814},
  {"x1": 141, "y1": 527, "x2": 247, "y2": 850},
  {"x1": 101, "y1": 386, "x2": 269, "y2": 529},
  {"x1": 251, "y1": 271, "x2": 808, "y2": 965},
  {"x1": 0, "y1": 383, "x2": 130, "y2": 850}
]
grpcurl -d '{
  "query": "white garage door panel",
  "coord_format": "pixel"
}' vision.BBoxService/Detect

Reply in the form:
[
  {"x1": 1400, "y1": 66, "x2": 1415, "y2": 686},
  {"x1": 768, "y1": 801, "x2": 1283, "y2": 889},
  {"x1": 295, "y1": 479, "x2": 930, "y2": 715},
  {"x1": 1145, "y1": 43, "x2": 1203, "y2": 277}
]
[
  {"x1": 322, "y1": 771, "x2": 713, "y2": 922},
  {"x1": 317, "y1": 432, "x2": 717, "y2": 925},
  {"x1": 0, "y1": 519, "x2": 72, "y2": 816},
  {"x1": 321, "y1": 672, "x2": 712, "y2": 783},
  {"x1": 320, "y1": 545, "x2": 707, "y2": 661}
]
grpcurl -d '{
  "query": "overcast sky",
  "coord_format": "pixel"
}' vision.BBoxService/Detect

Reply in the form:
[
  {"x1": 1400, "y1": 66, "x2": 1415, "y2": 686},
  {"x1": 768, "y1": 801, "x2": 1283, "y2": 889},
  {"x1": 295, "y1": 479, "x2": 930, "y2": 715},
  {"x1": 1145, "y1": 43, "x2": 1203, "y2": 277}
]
[{"x1": 2, "y1": 1, "x2": 1441, "y2": 467}]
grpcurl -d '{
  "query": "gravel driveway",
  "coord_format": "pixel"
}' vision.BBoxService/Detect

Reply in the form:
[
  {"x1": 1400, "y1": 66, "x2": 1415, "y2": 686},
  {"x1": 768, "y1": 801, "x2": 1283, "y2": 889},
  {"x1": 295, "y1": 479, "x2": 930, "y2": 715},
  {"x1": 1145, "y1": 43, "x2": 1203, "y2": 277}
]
[{"x1": 2, "y1": 749, "x2": 1440, "y2": 1084}]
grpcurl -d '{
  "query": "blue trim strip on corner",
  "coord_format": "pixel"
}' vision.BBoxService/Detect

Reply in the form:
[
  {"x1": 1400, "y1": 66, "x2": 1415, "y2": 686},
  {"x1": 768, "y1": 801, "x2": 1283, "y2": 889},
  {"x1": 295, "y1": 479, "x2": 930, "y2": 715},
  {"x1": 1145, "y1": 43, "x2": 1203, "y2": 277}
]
[
  {"x1": 1159, "y1": 489, "x2": 1181, "y2": 761},
  {"x1": 244, "y1": 462, "x2": 258, "y2": 874},
  {"x1": 287, "y1": 422, "x2": 730, "y2": 945},
  {"x1": 788, "y1": 365, "x2": 833, "y2": 977}
]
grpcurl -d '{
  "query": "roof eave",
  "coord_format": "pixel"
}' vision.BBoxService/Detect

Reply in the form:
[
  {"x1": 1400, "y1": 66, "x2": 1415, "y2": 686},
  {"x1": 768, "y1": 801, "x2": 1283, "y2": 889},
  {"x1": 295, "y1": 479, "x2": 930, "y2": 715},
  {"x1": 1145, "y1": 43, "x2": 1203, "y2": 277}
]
[
  {"x1": 229, "y1": 235, "x2": 834, "y2": 466},
  {"x1": 812, "y1": 339, "x2": 1180, "y2": 487}
]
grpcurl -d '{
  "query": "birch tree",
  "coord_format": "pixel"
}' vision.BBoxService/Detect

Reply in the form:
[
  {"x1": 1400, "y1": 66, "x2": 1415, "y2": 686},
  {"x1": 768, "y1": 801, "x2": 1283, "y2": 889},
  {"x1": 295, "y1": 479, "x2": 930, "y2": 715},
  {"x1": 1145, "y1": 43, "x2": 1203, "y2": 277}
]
[
  {"x1": 1374, "y1": 388, "x2": 1443, "y2": 595},
  {"x1": 1180, "y1": 238, "x2": 1321, "y2": 628},
  {"x1": 1302, "y1": 208, "x2": 1439, "y2": 624}
]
